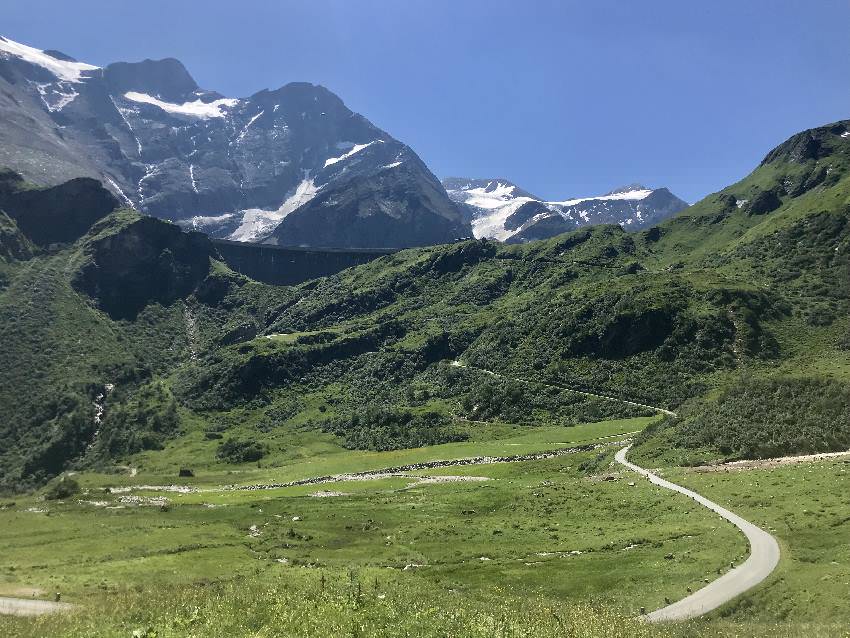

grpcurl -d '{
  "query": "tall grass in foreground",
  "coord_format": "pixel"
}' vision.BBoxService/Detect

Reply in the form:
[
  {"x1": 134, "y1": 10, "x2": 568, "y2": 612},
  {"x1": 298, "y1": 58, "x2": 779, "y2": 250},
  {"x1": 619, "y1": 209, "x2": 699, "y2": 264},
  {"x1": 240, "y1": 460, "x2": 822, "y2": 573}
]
[{"x1": 3, "y1": 571, "x2": 848, "y2": 638}]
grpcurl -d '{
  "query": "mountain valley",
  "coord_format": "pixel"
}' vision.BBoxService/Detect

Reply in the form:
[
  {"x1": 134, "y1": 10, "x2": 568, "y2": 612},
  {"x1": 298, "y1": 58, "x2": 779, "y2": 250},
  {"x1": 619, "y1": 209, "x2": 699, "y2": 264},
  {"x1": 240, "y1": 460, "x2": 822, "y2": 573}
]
[{"x1": 0, "y1": 23, "x2": 848, "y2": 638}]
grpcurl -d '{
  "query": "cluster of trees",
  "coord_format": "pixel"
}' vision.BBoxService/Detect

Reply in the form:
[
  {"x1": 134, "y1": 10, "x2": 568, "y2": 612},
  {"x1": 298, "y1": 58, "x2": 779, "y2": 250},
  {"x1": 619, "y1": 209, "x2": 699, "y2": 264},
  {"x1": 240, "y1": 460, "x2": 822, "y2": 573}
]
[
  {"x1": 644, "y1": 376, "x2": 850, "y2": 460},
  {"x1": 715, "y1": 210, "x2": 849, "y2": 327},
  {"x1": 95, "y1": 380, "x2": 180, "y2": 457},
  {"x1": 216, "y1": 438, "x2": 268, "y2": 463},
  {"x1": 325, "y1": 406, "x2": 466, "y2": 451},
  {"x1": 44, "y1": 475, "x2": 80, "y2": 500}
]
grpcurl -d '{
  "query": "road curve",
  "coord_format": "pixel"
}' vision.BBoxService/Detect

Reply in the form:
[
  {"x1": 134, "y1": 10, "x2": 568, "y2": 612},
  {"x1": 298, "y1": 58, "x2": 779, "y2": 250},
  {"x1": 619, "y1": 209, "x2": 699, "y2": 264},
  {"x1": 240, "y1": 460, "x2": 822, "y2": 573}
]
[
  {"x1": 614, "y1": 446, "x2": 780, "y2": 622},
  {"x1": 0, "y1": 596, "x2": 73, "y2": 617}
]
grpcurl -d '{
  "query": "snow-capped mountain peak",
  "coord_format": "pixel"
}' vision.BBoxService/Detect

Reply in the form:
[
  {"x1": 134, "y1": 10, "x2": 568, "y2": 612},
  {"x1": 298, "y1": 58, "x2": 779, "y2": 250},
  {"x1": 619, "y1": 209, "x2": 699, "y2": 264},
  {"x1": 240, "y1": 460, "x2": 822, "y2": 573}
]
[
  {"x1": 603, "y1": 183, "x2": 650, "y2": 196},
  {"x1": 443, "y1": 177, "x2": 688, "y2": 243},
  {"x1": 0, "y1": 35, "x2": 99, "y2": 83},
  {"x1": 0, "y1": 34, "x2": 470, "y2": 249}
]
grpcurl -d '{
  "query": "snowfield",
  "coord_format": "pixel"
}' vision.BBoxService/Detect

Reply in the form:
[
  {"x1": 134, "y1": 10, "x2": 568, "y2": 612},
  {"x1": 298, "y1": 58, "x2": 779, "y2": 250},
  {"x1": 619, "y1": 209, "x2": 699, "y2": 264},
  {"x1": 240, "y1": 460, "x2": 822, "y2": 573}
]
[
  {"x1": 227, "y1": 177, "x2": 321, "y2": 242},
  {"x1": 123, "y1": 92, "x2": 239, "y2": 118},
  {"x1": 0, "y1": 35, "x2": 98, "y2": 82},
  {"x1": 470, "y1": 198, "x2": 536, "y2": 241},
  {"x1": 324, "y1": 140, "x2": 382, "y2": 168},
  {"x1": 448, "y1": 180, "x2": 659, "y2": 240}
]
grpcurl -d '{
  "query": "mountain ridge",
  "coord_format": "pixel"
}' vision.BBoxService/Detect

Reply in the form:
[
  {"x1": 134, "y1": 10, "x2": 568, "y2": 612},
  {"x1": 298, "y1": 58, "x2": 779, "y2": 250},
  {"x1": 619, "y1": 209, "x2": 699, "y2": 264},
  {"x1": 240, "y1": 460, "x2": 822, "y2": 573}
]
[
  {"x1": 443, "y1": 177, "x2": 689, "y2": 242},
  {"x1": 0, "y1": 35, "x2": 470, "y2": 249}
]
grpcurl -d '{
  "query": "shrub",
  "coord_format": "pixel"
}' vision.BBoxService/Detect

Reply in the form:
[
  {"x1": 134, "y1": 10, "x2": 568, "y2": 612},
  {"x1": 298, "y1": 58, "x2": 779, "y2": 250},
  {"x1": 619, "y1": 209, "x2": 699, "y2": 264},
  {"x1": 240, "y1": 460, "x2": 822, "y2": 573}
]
[
  {"x1": 325, "y1": 406, "x2": 467, "y2": 451},
  {"x1": 635, "y1": 376, "x2": 850, "y2": 461},
  {"x1": 216, "y1": 438, "x2": 267, "y2": 463},
  {"x1": 44, "y1": 475, "x2": 80, "y2": 500}
]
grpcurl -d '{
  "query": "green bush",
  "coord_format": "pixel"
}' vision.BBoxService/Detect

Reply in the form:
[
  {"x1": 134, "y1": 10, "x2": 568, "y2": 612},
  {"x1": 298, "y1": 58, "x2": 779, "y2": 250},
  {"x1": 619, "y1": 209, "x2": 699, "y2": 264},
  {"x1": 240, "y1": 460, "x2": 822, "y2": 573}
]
[
  {"x1": 325, "y1": 406, "x2": 467, "y2": 451},
  {"x1": 44, "y1": 475, "x2": 80, "y2": 500},
  {"x1": 216, "y1": 438, "x2": 267, "y2": 463}
]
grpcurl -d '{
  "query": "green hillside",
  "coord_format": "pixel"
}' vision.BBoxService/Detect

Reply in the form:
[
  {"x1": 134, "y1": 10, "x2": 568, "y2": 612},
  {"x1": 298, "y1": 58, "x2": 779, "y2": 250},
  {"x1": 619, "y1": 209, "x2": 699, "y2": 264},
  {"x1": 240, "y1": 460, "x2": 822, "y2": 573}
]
[{"x1": 0, "y1": 119, "x2": 849, "y2": 489}]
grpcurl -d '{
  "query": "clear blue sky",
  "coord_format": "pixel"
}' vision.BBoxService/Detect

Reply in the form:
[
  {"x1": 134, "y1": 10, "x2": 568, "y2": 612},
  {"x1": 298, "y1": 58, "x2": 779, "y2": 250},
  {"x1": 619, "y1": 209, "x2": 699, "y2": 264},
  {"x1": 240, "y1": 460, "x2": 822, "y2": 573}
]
[{"x1": 5, "y1": 0, "x2": 849, "y2": 202}]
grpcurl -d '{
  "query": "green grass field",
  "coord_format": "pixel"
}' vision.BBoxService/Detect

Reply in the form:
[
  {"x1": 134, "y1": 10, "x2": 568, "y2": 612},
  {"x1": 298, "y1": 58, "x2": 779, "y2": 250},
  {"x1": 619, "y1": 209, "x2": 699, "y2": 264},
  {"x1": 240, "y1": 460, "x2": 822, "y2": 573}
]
[
  {"x1": 3, "y1": 416, "x2": 849, "y2": 636},
  {"x1": 0, "y1": 419, "x2": 737, "y2": 609}
]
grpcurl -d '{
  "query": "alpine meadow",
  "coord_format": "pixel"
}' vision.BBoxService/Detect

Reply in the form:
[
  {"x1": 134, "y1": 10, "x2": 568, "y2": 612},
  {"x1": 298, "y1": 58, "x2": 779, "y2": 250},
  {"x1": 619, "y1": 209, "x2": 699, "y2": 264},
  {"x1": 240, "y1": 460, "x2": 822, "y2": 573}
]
[{"x1": 0, "y1": 3, "x2": 849, "y2": 637}]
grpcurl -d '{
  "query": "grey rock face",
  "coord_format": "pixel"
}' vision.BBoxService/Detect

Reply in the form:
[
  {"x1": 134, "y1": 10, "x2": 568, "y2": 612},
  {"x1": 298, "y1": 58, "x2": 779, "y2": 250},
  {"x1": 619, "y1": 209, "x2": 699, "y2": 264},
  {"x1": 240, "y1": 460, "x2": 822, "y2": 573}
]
[{"x1": 0, "y1": 36, "x2": 469, "y2": 248}]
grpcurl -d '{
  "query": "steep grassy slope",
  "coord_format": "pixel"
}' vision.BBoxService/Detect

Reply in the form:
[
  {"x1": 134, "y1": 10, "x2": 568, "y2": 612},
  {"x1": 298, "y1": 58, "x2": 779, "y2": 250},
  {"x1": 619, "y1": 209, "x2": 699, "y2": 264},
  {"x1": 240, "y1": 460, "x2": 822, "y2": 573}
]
[
  {"x1": 0, "y1": 208, "x2": 291, "y2": 490},
  {"x1": 629, "y1": 119, "x2": 850, "y2": 463}
]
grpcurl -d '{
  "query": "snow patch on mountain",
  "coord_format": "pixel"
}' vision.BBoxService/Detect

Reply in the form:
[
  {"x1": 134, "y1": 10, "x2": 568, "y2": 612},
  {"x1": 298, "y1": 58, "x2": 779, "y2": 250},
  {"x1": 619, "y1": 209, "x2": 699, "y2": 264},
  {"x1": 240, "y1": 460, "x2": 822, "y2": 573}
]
[
  {"x1": 324, "y1": 140, "x2": 382, "y2": 168},
  {"x1": 551, "y1": 188, "x2": 654, "y2": 207},
  {"x1": 0, "y1": 35, "x2": 98, "y2": 82},
  {"x1": 35, "y1": 82, "x2": 80, "y2": 111},
  {"x1": 235, "y1": 110, "x2": 264, "y2": 144},
  {"x1": 227, "y1": 176, "x2": 321, "y2": 242},
  {"x1": 471, "y1": 199, "x2": 535, "y2": 241},
  {"x1": 464, "y1": 182, "x2": 526, "y2": 209},
  {"x1": 124, "y1": 91, "x2": 239, "y2": 118},
  {"x1": 278, "y1": 176, "x2": 320, "y2": 216},
  {"x1": 229, "y1": 209, "x2": 288, "y2": 243},
  {"x1": 187, "y1": 213, "x2": 235, "y2": 232},
  {"x1": 105, "y1": 177, "x2": 133, "y2": 207}
]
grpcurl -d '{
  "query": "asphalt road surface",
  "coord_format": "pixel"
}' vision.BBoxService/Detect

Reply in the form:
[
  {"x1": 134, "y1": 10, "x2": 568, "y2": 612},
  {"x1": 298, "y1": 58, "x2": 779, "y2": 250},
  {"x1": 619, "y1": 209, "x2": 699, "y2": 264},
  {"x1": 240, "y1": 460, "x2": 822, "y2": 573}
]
[
  {"x1": 615, "y1": 445, "x2": 780, "y2": 622},
  {"x1": 0, "y1": 595, "x2": 73, "y2": 617}
]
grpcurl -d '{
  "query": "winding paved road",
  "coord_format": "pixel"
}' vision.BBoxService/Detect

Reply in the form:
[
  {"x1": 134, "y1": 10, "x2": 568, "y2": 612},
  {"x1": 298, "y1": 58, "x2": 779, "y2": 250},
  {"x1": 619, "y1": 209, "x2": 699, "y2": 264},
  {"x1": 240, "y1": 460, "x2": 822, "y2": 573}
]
[
  {"x1": 0, "y1": 596, "x2": 72, "y2": 617},
  {"x1": 615, "y1": 446, "x2": 780, "y2": 622}
]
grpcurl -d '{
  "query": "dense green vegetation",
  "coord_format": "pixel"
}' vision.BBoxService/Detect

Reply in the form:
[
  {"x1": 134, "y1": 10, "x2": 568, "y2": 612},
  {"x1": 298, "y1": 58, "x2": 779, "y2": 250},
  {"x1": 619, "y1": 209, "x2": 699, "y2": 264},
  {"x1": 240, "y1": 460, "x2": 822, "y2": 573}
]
[
  {"x1": 2, "y1": 119, "x2": 850, "y2": 489},
  {"x1": 325, "y1": 406, "x2": 466, "y2": 450},
  {"x1": 633, "y1": 377, "x2": 850, "y2": 465},
  {"x1": 216, "y1": 437, "x2": 268, "y2": 463}
]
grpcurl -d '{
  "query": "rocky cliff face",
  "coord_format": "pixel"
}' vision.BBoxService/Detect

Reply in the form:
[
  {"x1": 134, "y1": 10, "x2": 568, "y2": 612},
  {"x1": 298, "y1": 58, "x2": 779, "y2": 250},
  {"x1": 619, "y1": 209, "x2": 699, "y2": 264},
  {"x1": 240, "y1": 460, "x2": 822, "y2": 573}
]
[
  {"x1": 213, "y1": 240, "x2": 392, "y2": 286},
  {"x1": 443, "y1": 178, "x2": 688, "y2": 243},
  {"x1": 269, "y1": 148, "x2": 469, "y2": 248},
  {"x1": 73, "y1": 213, "x2": 216, "y2": 319},
  {"x1": 0, "y1": 36, "x2": 469, "y2": 249},
  {"x1": 0, "y1": 169, "x2": 119, "y2": 247},
  {"x1": 0, "y1": 211, "x2": 34, "y2": 262}
]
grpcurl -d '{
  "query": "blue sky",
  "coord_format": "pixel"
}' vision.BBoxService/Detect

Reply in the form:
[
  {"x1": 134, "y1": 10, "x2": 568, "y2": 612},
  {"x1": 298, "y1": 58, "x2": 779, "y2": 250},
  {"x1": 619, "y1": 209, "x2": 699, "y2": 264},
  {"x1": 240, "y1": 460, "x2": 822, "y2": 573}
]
[{"x1": 4, "y1": 0, "x2": 849, "y2": 202}]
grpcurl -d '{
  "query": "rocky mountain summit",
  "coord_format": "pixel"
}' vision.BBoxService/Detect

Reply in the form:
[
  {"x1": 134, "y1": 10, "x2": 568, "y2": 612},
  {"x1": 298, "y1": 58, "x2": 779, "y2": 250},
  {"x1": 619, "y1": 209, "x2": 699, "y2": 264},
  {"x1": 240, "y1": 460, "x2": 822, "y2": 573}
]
[
  {"x1": 443, "y1": 178, "x2": 688, "y2": 243},
  {"x1": 0, "y1": 36, "x2": 469, "y2": 248}
]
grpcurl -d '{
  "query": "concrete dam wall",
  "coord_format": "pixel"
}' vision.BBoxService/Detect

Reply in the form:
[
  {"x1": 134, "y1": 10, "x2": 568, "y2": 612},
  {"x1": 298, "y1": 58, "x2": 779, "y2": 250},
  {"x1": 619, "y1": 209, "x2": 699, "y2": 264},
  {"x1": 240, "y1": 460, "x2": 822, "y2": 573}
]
[{"x1": 213, "y1": 240, "x2": 395, "y2": 286}]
